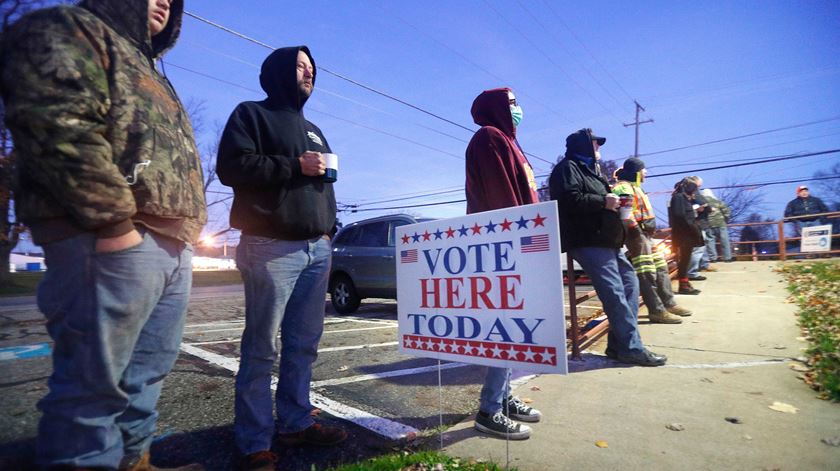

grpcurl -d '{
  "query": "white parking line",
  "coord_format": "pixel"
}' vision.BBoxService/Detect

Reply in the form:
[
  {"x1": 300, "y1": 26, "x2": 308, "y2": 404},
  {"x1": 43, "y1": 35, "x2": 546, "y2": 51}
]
[
  {"x1": 179, "y1": 343, "x2": 419, "y2": 440},
  {"x1": 184, "y1": 320, "x2": 245, "y2": 329},
  {"x1": 183, "y1": 324, "x2": 397, "y2": 336},
  {"x1": 318, "y1": 341, "x2": 399, "y2": 353},
  {"x1": 311, "y1": 362, "x2": 468, "y2": 388}
]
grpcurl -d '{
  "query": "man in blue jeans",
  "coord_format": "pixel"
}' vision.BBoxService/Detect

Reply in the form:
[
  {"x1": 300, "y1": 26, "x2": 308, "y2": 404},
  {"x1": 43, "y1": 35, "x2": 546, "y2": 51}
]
[
  {"x1": 1, "y1": 1, "x2": 206, "y2": 469},
  {"x1": 217, "y1": 45, "x2": 345, "y2": 470},
  {"x1": 549, "y1": 129, "x2": 666, "y2": 367}
]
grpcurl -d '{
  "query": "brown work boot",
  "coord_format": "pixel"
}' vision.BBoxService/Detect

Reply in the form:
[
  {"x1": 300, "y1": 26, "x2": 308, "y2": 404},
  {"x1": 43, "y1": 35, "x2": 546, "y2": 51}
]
[
  {"x1": 648, "y1": 311, "x2": 683, "y2": 324},
  {"x1": 239, "y1": 450, "x2": 278, "y2": 471},
  {"x1": 700, "y1": 266, "x2": 718, "y2": 272},
  {"x1": 275, "y1": 423, "x2": 347, "y2": 446},
  {"x1": 667, "y1": 305, "x2": 693, "y2": 317},
  {"x1": 678, "y1": 281, "x2": 701, "y2": 295},
  {"x1": 120, "y1": 452, "x2": 204, "y2": 471}
]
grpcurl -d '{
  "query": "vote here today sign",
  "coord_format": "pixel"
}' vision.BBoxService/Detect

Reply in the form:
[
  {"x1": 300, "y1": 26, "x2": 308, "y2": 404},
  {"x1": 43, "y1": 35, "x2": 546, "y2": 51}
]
[{"x1": 395, "y1": 201, "x2": 568, "y2": 374}]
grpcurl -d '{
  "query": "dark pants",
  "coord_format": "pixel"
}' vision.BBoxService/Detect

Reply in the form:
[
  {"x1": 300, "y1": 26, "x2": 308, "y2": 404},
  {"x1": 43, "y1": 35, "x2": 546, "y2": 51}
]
[{"x1": 676, "y1": 243, "x2": 693, "y2": 279}]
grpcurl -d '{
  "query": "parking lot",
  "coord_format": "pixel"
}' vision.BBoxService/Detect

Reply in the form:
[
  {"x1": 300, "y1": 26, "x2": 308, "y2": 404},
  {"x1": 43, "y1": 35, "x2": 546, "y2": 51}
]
[{"x1": 0, "y1": 285, "x2": 602, "y2": 470}]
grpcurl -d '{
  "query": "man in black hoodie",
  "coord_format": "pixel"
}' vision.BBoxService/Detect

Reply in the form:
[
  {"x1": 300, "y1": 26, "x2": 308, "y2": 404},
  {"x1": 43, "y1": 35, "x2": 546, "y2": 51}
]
[
  {"x1": 549, "y1": 129, "x2": 666, "y2": 367},
  {"x1": 217, "y1": 46, "x2": 345, "y2": 469}
]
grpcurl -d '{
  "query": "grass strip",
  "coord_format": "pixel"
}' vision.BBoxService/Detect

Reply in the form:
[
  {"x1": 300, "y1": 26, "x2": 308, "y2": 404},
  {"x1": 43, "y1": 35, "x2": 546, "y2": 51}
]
[
  {"x1": 327, "y1": 451, "x2": 511, "y2": 471},
  {"x1": 778, "y1": 260, "x2": 840, "y2": 401}
]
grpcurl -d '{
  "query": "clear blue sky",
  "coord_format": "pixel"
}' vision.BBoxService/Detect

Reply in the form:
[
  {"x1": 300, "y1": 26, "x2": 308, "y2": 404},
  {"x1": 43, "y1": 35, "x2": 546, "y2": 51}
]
[{"x1": 16, "y1": 0, "x2": 840, "y2": 250}]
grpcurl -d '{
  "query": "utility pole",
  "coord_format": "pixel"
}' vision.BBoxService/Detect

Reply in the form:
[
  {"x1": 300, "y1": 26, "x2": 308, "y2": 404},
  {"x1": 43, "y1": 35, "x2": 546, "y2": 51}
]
[{"x1": 623, "y1": 101, "x2": 653, "y2": 158}]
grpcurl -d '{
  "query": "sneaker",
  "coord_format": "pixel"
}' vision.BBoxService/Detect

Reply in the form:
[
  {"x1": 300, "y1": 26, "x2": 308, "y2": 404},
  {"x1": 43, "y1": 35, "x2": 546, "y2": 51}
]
[
  {"x1": 648, "y1": 311, "x2": 683, "y2": 324},
  {"x1": 120, "y1": 453, "x2": 204, "y2": 471},
  {"x1": 700, "y1": 266, "x2": 718, "y2": 272},
  {"x1": 666, "y1": 305, "x2": 693, "y2": 317},
  {"x1": 724, "y1": 259, "x2": 735, "y2": 263},
  {"x1": 688, "y1": 275, "x2": 707, "y2": 281},
  {"x1": 275, "y1": 423, "x2": 347, "y2": 447},
  {"x1": 238, "y1": 451, "x2": 278, "y2": 471},
  {"x1": 474, "y1": 410, "x2": 531, "y2": 440},
  {"x1": 505, "y1": 396, "x2": 542, "y2": 423},
  {"x1": 614, "y1": 349, "x2": 667, "y2": 367}
]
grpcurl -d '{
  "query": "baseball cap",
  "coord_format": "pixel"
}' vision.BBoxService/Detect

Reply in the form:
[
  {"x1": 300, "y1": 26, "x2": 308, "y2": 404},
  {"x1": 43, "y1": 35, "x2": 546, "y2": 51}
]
[
  {"x1": 797, "y1": 185, "x2": 809, "y2": 193},
  {"x1": 590, "y1": 131, "x2": 606, "y2": 146}
]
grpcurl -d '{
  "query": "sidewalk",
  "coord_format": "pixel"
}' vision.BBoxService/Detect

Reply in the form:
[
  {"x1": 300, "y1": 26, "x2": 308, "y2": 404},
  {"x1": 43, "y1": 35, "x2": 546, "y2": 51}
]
[{"x1": 442, "y1": 261, "x2": 840, "y2": 470}]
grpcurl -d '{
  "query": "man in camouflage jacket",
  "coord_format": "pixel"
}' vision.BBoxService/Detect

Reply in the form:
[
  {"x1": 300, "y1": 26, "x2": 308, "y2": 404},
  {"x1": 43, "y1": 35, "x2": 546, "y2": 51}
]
[{"x1": 1, "y1": 1, "x2": 205, "y2": 469}]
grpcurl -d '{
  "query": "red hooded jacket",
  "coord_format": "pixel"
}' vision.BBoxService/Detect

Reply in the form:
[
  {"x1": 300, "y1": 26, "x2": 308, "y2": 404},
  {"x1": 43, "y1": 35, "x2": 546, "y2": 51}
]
[{"x1": 465, "y1": 88, "x2": 539, "y2": 214}]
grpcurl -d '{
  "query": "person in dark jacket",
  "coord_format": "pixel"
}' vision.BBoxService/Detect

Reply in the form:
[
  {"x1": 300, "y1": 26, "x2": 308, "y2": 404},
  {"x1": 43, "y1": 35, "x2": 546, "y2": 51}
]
[
  {"x1": 784, "y1": 185, "x2": 830, "y2": 231},
  {"x1": 549, "y1": 129, "x2": 666, "y2": 367},
  {"x1": 687, "y1": 176, "x2": 716, "y2": 279},
  {"x1": 1, "y1": 1, "x2": 205, "y2": 469},
  {"x1": 217, "y1": 45, "x2": 345, "y2": 469},
  {"x1": 465, "y1": 88, "x2": 542, "y2": 440},
  {"x1": 669, "y1": 177, "x2": 704, "y2": 294}
]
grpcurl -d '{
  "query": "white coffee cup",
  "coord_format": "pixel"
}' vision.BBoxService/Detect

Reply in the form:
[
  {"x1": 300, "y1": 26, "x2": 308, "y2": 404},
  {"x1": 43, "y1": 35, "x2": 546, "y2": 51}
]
[{"x1": 323, "y1": 153, "x2": 338, "y2": 183}]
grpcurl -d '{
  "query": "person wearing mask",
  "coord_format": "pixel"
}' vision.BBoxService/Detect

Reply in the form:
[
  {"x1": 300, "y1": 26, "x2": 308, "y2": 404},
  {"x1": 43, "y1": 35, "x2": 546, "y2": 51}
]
[
  {"x1": 700, "y1": 188, "x2": 733, "y2": 262},
  {"x1": 0, "y1": 1, "x2": 206, "y2": 469},
  {"x1": 784, "y1": 185, "x2": 830, "y2": 230},
  {"x1": 612, "y1": 158, "x2": 691, "y2": 324},
  {"x1": 217, "y1": 46, "x2": 345, "y2": 470},
  {"x1": 465, "y1": 88, "x2": 542, "y2": 440},
  {"x1": 549, "y1": 129, "x2": 667, "y2": 367},
  {"x1": 669, "y1": 178, "x2": 705, "y2": 295}
]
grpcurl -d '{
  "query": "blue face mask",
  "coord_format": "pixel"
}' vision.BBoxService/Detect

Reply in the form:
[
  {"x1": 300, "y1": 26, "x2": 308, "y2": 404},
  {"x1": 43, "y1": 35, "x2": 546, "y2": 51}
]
[{"x1": 510, "y1": 105, "x2": 523, "y2": 127}]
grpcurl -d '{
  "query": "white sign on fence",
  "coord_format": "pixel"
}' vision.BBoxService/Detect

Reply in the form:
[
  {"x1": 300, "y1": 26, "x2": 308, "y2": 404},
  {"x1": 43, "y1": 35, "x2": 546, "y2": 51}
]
[
  {"x1": 395, "y1": 201, "x2": 568, "y2": 374},
  {"x1": 801, "y1": 224, "x2": 832, "y2": 253}
]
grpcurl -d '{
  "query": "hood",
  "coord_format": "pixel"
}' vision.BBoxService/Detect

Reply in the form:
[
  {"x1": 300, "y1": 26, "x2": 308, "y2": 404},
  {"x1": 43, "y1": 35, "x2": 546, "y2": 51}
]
[
  {"x1": 81, "y1": 0, "x2": 183, "y2": 59},
  {"x1": 471, "y1": 88, "x2": 515, "y2": 138},
  {"x1": 565, "y1": 128, "x2": 603, "y2": 160},
  {"x1": 699, "y1": 188, "x2": 715, "y2": 199},
  {"x1": 259, "y1": 46, "x2": 316, "y2": 110}
]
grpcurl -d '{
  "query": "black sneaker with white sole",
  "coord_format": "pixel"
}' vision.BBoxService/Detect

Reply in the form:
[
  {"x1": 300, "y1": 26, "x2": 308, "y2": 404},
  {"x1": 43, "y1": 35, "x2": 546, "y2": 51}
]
[
  {"x1": 474, "y1": 410, "x2": 531, "y2": 440},
  {"x1": 505, "y1": 395, "x2": 542, "y2": 423}
]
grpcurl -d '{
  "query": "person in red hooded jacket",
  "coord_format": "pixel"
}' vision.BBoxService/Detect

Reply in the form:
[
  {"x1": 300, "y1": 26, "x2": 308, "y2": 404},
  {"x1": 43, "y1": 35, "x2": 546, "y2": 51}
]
[{"x1": 465, "y1": 88, "x2": 542, "y2": 440}]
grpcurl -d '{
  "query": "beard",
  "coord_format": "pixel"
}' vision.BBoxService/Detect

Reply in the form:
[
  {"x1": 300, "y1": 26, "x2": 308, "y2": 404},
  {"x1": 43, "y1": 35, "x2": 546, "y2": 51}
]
[{"x1": 298, "y1": 81, "x2": 313, "y2": 100}]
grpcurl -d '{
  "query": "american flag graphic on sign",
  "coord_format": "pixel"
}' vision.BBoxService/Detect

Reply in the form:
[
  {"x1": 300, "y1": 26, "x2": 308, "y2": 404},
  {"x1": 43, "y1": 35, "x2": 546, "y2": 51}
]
[
  {"x1": 400, "y1": 249, "x2": 418, "y2": 263},
  {"x1": 520, "y1": 234, "x2": 550, "y2": 253}
]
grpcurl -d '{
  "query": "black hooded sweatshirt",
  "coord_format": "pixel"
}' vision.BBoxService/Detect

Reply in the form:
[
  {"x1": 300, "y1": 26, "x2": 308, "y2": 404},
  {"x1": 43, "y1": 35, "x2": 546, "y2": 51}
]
[
  {"x1": 548, "y1": 128, "x2": 625, "y2": 251},
  {"x1": 217, "y1": 46, "x2": 336, "y2": 240}
]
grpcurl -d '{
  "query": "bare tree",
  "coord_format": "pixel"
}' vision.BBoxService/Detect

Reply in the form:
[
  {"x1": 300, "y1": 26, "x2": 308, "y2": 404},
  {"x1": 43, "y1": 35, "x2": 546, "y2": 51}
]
[
  {"x1": 812, "y1": 161, "x2": 840, "y2": 206},
  {"x1": 715, "y1": 177, "x2": 766, "y2": 224}
]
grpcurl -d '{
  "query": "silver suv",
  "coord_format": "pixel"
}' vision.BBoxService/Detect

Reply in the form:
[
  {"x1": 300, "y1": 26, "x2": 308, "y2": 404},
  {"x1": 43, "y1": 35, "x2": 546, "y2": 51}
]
[{"x1": 329, "y1": 214, "x2": 433, "y2": 314}]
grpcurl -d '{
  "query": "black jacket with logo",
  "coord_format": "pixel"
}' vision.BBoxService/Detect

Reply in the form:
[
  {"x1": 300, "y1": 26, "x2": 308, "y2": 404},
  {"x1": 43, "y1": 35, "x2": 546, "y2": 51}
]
[
  {"x1": 784, "y1": 196, "x2": 829, "y2": 222},
  {"x1": 549, "y1": 130, "x2": 625, "y2": 251},
  {"x1": 217, "y1": 46, "x2": 336, "y2": 240}
]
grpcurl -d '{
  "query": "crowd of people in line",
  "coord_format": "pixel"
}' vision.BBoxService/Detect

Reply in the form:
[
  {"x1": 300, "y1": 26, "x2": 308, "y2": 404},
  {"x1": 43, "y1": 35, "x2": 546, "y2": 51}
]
[{"x1": 1, "y1": 1, "x2": 836, "y2": 470}]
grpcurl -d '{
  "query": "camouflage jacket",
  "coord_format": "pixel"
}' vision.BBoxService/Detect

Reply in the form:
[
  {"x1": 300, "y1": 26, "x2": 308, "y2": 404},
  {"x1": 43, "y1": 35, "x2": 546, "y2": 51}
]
[{"x1": 0, "y1": 0, "x2": 206, "y2": 245}]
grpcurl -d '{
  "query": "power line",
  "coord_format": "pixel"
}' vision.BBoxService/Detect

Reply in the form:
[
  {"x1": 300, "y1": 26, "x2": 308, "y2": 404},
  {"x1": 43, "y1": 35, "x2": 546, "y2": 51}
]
[
  {"x1": 515, "y1": 0, "x2": 627, "y2": 110},
  {"x1": 481, "y1": 0, "x2": 624, "y2": 124},
  {"x1": 164, "y1": 61, "x2": 464, "y2": 160},
  {"x1": 640, "y1": 116, "x2": 840, "y2": 157},
  {"x1": 647, "y1": 149, "x2": 839, "y2": 178},
  {"x1": 181, "y1": 11, "x2": 553, "y2": 166},
  {"x1": 374, "y1": 1, "x2": 571, "y2": 123},
  {"x1": 539, "y1": 0, "x2": 635, "y2": 103},
  {"x1": 646, "y1": 128, "x2": 840, "y2": 169}
]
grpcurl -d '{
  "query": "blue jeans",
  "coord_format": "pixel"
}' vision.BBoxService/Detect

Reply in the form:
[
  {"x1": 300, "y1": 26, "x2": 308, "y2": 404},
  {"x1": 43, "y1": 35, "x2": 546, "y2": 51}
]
[
  {"x1": 570, "y1": 247, "x2": 644, "y2": 356},
  {"x1": 704, "y1": 228, "x2": 717, "y2": 261},
  {"x1": 234, "y1": 235, "x2": 331, "y2": 454},
  {"x1": 688, "y1": 246, "x2": 708, "y2": 276},
  {"x1": 36, "y1": 229, "x2": 192, "y2": 468},
  {"x1": 479, "y1": 367, "x2": 510, "y2": 415},
  {"x1": 710, "y1": 226, "x2": 731, "y2": 260}
]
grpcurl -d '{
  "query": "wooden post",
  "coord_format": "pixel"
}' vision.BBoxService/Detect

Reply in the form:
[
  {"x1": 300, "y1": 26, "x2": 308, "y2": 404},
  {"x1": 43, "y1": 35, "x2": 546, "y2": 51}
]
[
  {"x1": 567, "y1": 253, "x2": 581, "y2": 360},
  {"x1": 778, "y1": 221, "x2": 786, "y2": 261}
]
